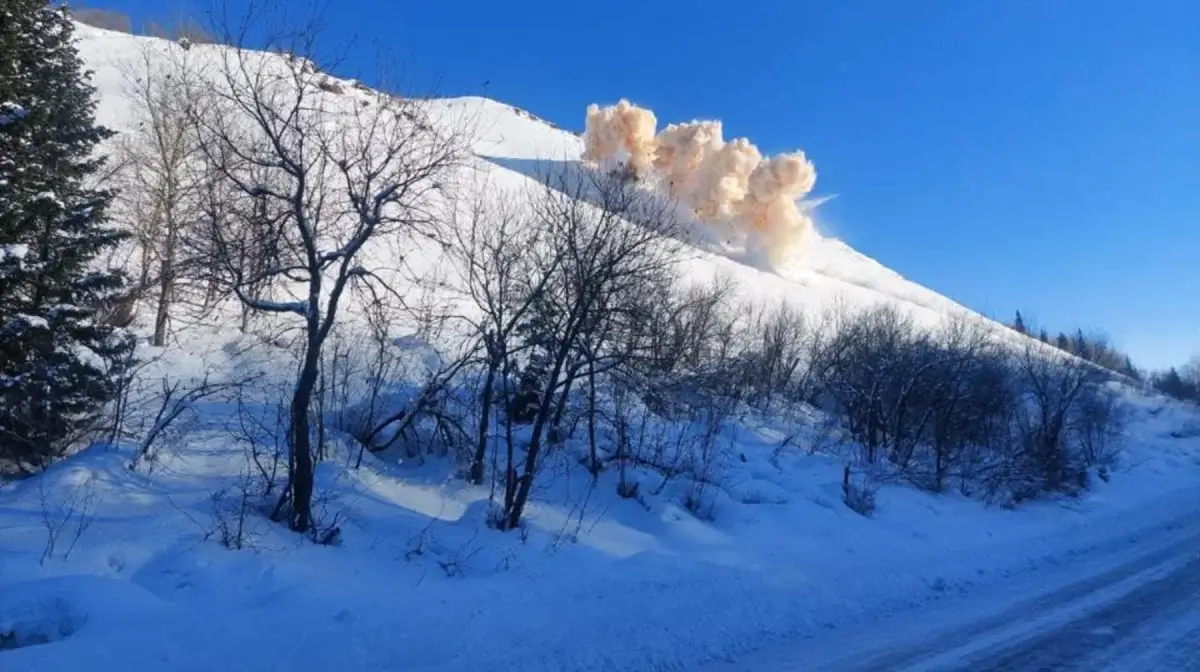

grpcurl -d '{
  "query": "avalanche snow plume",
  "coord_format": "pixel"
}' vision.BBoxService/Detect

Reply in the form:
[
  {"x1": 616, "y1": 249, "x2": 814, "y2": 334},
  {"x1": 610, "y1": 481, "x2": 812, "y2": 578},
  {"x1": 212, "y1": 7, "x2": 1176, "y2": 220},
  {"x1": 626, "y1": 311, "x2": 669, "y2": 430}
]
[
  {"x1": 583, "y1": 100, "x2": 818, "y2": 264},
  {"x1": 582, "y1": 99, "x2": 658, "y2": 174}
]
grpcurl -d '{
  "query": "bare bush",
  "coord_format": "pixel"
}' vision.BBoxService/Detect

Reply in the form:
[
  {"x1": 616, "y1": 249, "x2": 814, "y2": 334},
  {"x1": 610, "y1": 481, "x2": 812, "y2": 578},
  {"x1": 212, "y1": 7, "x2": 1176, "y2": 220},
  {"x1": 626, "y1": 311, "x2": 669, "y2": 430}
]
[
  {"x1": 842, "y1": 465, "x2": 877, "y2": 517},
  {"x1": 207, "y1": 470, "x2": 258, "y2": 550},
  {"x1": 129, "y1": 372, "x2": 253, "y2": 472},
  {"x1": 1070, "y1": 383, "x2": 1127, "y2": 472},
  {"x1": 680, "y1": 385, "x2": 741, "y2": 519},
  {"x1": 812, "y1": 305, "x2": 1125, "y2": 504},
  {"x1": 38, "y1": 476, "x2": 97, "y2": 564},
  {"x1": 1005, "y1": 340, "x2": 1111, "y2": 497},
  {"x1": 817, "y1": 304, "x2": 939, "y2": 467},
  {"x1": 739, "y1": 299, "x2": 809, "y2": 410}
]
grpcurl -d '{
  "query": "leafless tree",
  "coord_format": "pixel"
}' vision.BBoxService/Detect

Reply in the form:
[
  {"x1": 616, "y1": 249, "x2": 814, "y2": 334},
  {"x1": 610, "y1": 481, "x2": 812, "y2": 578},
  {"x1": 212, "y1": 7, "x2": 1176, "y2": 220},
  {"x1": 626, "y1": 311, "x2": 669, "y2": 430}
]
[
  {"x1": 740, "y1": 299, "x2": 809, "y2": 410},
  {"x1": 489, "y1": 169, "x2": 682, "y2": 529},
  {"x1": 445, "y1": 190, "x2": 560, "y2": 485},
  {"x1": 918, "y1": 317, "x2": 1012, "y2": 491},
  {"x1": 187, "y1": 3, "x2": 467, "y2": 533},
  {"x1": 817, "y1": 304, "x2": 941, "y2": 466},
  {"x1": 1011, "y1": 339, "x2": 1111, "y2": 493},
  {"x1": 116, "y1": 42, "x2": 207, "y2": 345}
]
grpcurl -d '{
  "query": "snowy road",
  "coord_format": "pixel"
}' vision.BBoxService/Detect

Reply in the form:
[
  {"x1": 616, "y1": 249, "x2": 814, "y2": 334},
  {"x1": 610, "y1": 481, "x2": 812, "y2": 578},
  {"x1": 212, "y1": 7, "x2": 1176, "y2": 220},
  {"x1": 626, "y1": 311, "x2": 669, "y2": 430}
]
[
  {"x1": 704, "y1": 508, "x2": 1200, "y2": 672},
  {"x1": 863, "y1": 534, "x2": 1200, "y2": 672},
  {"x1": 938, "y1": 548, "x2": 1200, "y2": 672}
]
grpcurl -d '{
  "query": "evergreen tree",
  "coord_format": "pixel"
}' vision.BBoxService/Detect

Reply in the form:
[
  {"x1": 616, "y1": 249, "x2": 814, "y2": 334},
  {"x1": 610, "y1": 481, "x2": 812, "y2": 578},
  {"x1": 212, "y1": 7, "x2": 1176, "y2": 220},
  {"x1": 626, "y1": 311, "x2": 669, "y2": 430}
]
[
  {"x1": 1012, "y1": 310, "x2": 1027, "y2": 335},
  {"x1": 1153, "y1": 368, "x2": 1192, "y2": 401},
  {"x1": 1038, "y1": 328, "x2": 1049, "y2": 344},
  {"x1": 1056, "y1": 332, "x2": 1071, "y2": 352},
  {"x1": 0, "y1": 2, "x2": 135, "y2": 471},
  {"x1": 1073, "y1": 328, "x2": 1092, "y2": 362},
  {"x1": 1123, "y1": 355, "x2": 1140, "y2": 381}
]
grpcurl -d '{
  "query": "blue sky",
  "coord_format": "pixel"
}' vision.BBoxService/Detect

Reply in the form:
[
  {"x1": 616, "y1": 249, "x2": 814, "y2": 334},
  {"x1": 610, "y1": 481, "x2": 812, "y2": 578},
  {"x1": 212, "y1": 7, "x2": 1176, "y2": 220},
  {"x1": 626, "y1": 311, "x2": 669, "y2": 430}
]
[{"x1": 93, "y1": 0, "x2": 1199, "y2": 369}]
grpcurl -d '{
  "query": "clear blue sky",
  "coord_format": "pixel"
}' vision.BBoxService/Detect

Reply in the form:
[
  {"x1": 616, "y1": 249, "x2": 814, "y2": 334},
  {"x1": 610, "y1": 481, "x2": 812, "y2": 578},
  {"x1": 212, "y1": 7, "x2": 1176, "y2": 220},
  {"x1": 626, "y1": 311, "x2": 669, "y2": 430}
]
[{"x1": 92, "y1": 0, "x2": 1199, "y2": 370}]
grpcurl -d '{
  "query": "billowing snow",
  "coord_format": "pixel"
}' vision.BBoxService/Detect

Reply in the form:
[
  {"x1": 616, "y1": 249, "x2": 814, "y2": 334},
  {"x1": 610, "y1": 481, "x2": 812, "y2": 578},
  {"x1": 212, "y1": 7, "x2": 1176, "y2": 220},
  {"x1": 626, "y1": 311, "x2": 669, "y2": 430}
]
[{"x1": 1, "y1": 21, "x2": 1198, "y2": 672}]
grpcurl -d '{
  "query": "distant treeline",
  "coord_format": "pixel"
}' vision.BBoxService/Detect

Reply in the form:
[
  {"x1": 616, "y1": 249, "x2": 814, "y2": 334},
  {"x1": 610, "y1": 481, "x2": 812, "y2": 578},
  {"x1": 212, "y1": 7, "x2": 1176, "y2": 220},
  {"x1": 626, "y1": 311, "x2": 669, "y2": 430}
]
[{"x1": 1008, "y1": 310, "x2": 1198, "y2": 403}]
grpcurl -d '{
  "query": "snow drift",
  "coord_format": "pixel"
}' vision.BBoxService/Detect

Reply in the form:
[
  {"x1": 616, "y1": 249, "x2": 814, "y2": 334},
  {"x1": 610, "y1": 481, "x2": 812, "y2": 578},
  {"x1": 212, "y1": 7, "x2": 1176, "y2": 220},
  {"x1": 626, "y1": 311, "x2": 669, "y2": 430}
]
[{"x1": 582, "y1": 99, "x2": 818, "y2": 264}]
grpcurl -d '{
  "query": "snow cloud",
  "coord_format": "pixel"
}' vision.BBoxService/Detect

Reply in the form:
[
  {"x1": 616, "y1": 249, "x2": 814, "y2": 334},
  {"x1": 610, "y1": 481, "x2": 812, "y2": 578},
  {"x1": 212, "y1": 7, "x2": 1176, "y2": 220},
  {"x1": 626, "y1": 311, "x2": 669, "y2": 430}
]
[{"x1": 582, "y1": 100, "x2": 818, "y2": 264}]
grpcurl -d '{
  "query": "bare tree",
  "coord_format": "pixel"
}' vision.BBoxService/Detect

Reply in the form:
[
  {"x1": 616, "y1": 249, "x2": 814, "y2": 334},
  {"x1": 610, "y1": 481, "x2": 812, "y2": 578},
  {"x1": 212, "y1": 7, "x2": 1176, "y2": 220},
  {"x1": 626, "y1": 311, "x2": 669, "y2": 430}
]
[
  {"x1": 817, "y1": 305, "x2": 939, "y2": 466},
  {"x1": 188, "y1": 4, "x2": 466, "y2": 533},
  {"x1": 740, "y1": 299, "x2": 809, "y2": 410},
  {"x1": 1012, "y1": 339, "x2": 1110, "y2": 492},
  {"x1": 116, "y1": 42, "x2": 207, "y2": 345},
  {"x1": 487, "y1": 169, "x2": 681, "y2": 529},
  {"x1": 446, "y1": 190, "x2": 561, "y2": 485},
  {"x1": 920, "y1": 317, "x2": 1012, "y2": 491}
]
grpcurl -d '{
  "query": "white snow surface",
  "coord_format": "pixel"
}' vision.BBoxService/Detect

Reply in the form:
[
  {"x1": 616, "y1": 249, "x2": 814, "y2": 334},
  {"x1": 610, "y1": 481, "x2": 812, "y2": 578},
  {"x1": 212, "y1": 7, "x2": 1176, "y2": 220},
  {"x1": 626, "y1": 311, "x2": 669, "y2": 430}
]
[
  {"x1": 0, "y1": 244, "x2": 30, "y2": 261},
  {"x1": 2, "y1": 23, "x2": 1199, "y2": 672},
  {"x1": 0, "y1": 101, "x2": 29, "y2": 126}
]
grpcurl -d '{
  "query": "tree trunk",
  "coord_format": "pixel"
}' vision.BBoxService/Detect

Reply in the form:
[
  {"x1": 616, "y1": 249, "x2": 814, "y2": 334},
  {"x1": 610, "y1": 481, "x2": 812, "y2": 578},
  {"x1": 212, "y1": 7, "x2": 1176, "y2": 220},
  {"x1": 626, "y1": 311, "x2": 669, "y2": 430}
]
[
  {"x1": 548, "y1": 365, "x2": 577, "y2": 443},
  {"x1": 507, "y1": 343, "x2": 573, "y2": 529},
  {"x1": 470, "y1": 357, "x2": 497, "y2": 485},
  {"x1": 153, "y1": 223, "x2": 175, "y2": 346},
  {"x1": 289, "y1": 343, "x2": 319, "y2": 533},
  {"x1": 586, "y1": 360, "x2": 598, "y2": 476}
]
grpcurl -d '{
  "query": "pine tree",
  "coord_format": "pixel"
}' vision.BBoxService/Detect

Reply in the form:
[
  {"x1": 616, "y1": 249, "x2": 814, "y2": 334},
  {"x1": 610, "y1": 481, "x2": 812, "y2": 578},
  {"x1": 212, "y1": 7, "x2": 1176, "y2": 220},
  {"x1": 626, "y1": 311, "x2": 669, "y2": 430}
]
[
  {"x1": 1154, "y1": 368, "x2": 1191, "y2": 400},
  {"x1": 1038, "y1": 328, "x2": 1049, "y2": 344},
  {"x1": 1056, "y1": 332, "x2": 1071, "y2": 352},
  {"x1": 1123, "y1": 355, "x2": 1140, "y2": 381},
  {"x1": 1012, "y1": 310, "x2": 1027, "y2": 335},
  {"x1": 1074, "y1": 328, "x2": 1091, "y2": 361},
  {"x1": 0, "y1": 2, "x2": 135, "y2": 471}
]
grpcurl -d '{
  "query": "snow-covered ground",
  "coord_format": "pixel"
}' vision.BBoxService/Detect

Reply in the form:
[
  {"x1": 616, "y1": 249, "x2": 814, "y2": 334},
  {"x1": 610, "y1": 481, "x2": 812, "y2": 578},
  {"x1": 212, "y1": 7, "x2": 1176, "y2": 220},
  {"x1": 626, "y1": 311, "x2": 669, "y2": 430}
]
[{"x1": 3, "y1": 23, "x2": 1200, "y2": 672}]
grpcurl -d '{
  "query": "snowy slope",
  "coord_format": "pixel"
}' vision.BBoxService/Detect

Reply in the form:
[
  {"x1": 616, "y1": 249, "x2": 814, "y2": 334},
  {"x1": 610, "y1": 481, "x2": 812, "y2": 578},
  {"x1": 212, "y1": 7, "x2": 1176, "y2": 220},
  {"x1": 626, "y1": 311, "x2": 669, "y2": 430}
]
[
  {"x1": 419, "y1": 93, "x2": 990, "y2": 333},
  {"x1": 76, "y1": 24, "x2": 1010, "y2": 339},
  {"x1": 2, "y1": 23, "x2": 1200, "y2": 672}
]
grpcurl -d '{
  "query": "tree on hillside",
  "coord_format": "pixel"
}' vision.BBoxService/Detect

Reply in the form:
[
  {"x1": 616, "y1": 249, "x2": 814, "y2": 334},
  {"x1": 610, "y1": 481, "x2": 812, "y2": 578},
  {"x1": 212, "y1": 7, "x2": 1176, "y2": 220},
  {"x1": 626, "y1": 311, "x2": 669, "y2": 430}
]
[
  {"x1": 1153, "y1": 367, "x2": 1197, "y2": 402},
  {"x1": 1056, "y1": 332, "x2": 1071, "y2": 352},
  {"x1": 1014, "y1": 338, "x2": 1109, "y2": 490},
  {"x1": 502, "y1": 170, "x2": 682, "y2": 529},
  {"x1": 1011, "y1": 310, "x2": 1027, "y2": 335},
  {"x1": 1073, "y1": 328, "x2": 1092, "y2": 361},
  {"x1": 0, "y1": 2, "x2": 136, "y2": 471},
  {"x1": 1122, "y1": 355, "x2": 1140, "y2": 381},
  {"x1": 187, "y1": 4, "x2": 466, "y2": 533},
  {"x1": 115, "y1": 42, "x2": 206, "y2": 346}
]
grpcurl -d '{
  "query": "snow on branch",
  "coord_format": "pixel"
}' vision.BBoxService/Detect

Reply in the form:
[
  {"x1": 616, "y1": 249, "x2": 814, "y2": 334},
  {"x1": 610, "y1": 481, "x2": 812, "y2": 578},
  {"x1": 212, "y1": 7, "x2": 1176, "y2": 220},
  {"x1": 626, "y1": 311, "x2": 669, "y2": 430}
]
[{"x1": 0, "y1": 101, "x2": 29, "y2": 126}]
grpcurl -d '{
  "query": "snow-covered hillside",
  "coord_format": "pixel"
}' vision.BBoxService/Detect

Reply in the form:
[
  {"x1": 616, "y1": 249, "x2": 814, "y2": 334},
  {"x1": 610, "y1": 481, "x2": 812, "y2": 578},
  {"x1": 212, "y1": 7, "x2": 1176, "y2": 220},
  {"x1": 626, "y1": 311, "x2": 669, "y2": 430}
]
[
  {"x1": 77, "y1": 21, "x2": 997, "y2": 334},
  {"x1": 3, "y1": 23, "x2": 1200, "y2": 672}
]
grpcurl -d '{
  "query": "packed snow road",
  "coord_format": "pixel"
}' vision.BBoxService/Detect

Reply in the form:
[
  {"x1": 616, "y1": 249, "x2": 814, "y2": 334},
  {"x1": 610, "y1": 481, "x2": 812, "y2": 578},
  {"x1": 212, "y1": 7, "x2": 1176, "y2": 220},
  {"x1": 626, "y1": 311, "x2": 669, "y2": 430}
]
[
  {"x1": 947, "y1": 550, "x2": 1200, "y2": 671},
  {"x1": 704, "y1": 505, "x2": 1200, "y2": 672}
]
